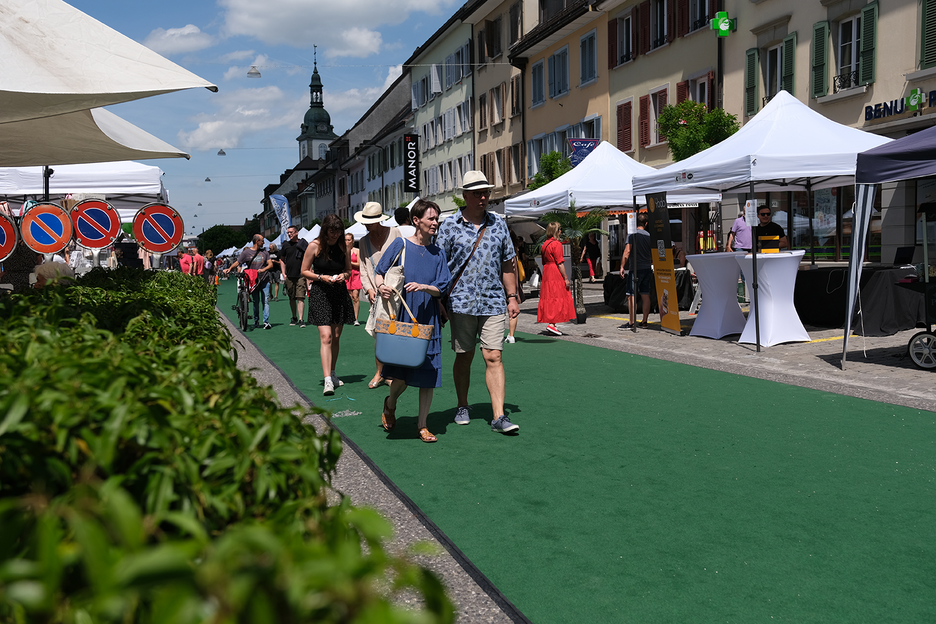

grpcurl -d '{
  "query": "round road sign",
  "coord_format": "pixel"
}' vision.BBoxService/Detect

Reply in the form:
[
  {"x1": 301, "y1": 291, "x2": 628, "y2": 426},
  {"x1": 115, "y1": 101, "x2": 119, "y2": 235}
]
[
  {"x1": 71, "y1": 199, "x2": 122, "y2": 249},
  {"x1": 21, "y1": 203, "x2": 73, "y2": 254},
  {"x1": 132, "y1": 203, "x2": 184, "y2": 254},
  {"x1": 0, "y1": 212, "x2": 19, "y2": 263}
]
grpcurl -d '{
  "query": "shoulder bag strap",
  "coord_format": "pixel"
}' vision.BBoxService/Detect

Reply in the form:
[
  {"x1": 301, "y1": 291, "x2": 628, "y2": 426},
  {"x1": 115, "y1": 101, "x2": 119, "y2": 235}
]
[{"x1": 447, "y1": 223, "x2": 487, "y2": 299}]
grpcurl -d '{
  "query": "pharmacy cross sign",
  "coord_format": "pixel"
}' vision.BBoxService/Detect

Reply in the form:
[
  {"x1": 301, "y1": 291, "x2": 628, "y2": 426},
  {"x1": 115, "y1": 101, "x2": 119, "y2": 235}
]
[{"x1": 711, "y1": 11, "x2": 736, "y2": 37}]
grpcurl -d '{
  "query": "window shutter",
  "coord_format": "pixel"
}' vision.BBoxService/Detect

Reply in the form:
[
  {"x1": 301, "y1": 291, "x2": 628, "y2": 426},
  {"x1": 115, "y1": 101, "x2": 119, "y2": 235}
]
[
  {"x1": 464, "y1": 41, "x2": 473, "y2": 75},
  {"x1": 811, "y1": 21, "x2": 828, "y2": 98},
  {"x1": 639, "y1": 1, "x2": 650, "y2": 55},
  {"x1": 667, "y1": 0, "x2": 676, "y2": 43},
  {"x1": 657, "y1": 89, "x2": 667, "y2": 111},
  {"x1": 707, "y1": 70, "x2": 716, "y2": 109},
  {"x1": 676, "y1": 80, "x2": 689, "y2": 103},
  {"x1": 431, "y1": 64, "x2": 442, "y2": 94},
  {"x1": 465, "y1": 98, "x2": 472, "y2": 130},
  {"x1": 677, "y1": 0, "x2": 689, "y2": 37},
  {"x1": 617, "y1": 102, "x2": 632, "y2": 152},
  {"x1": 608, "y1": 20, "x2": 618, "y2": 69},
  {"x1": 744, "y1": 48, "x2": 759, "y2": 116},
  {"x1": 411, "y1": 85, "x2": 418, "y2": 110},
  {"x1": 858, "y1": 1, "x2": 877, "y2": 85},
  {"x1": 639, "y1": 95, "x2": 650, "y2": 147},
  {"x1": 781, "y1": 32, "x2": 796, "y2": 95},
  {"x1": 548, "y1": 55, "x2": 556, "y2": 97},
  {"x1": 527, "y1": 140, "x2": 534, "y2": 178},
  {"x1": 924, "y1": 0, "x2": 936, "y2": 69}
]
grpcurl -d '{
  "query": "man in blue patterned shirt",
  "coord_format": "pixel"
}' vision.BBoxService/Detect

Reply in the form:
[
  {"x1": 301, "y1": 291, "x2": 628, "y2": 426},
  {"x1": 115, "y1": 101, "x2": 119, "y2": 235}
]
[{"x1": 436, "y1": 171, "x2": 521, "y2": 434}]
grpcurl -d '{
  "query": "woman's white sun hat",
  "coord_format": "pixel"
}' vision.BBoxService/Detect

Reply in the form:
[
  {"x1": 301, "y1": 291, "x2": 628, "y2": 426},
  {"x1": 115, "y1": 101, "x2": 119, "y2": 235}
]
[{"x1": 354, "y1": 202, "x2": 390, "y2": 224}]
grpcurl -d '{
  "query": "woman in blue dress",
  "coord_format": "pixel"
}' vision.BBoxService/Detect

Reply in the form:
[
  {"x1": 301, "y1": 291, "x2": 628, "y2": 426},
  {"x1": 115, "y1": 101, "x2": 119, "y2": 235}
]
[{"x1": 374, "y1": 200, "x2": 451, "y2": 442}]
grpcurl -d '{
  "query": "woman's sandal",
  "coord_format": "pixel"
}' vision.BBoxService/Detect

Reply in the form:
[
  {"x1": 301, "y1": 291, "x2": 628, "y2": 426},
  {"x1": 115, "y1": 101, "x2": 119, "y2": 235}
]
[
  {"x1": 418, "y1": 428, "x2": 437, "y2": 443},
  {"x1": 368, "y1": 377, "x2": 385, "y2": 389},
  {"x1": 381, "y1": 396, "x2": 396, "y2": 431}
]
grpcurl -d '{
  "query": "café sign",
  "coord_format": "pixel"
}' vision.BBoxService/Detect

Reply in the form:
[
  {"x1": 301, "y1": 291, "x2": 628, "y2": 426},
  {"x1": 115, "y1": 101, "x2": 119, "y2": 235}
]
[{"x1": 865, "y1": 88, "x2": 935, "y2": 121}]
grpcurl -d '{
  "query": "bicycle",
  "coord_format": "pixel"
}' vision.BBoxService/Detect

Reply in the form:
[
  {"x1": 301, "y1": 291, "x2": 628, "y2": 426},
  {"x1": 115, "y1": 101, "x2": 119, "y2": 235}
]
[{"x1": 234, "y1": 272, "x2": 251, "y2": 332}]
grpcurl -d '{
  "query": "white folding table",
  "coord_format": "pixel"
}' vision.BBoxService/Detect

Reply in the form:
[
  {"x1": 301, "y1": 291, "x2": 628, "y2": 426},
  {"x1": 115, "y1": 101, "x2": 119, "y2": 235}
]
[
  {"x1": 686, "y1": 252, "x2": 747, "y2": 339},
  {"x1": 736, "y1": 250, "x2": 810, "y2": 347}
]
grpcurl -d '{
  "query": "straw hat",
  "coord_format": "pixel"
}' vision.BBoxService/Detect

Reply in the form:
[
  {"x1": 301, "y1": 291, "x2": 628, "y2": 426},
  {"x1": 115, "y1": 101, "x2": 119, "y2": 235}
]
[
  {"x1": 461, "y1": 170, "x2": 494, "y2": 191},
  {"x1": 353, "y1": 202, "x2": 390, "y2": 224}
]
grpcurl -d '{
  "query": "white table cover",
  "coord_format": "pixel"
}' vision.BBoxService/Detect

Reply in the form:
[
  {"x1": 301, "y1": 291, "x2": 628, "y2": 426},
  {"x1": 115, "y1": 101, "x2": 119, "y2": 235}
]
[
  {"x1": 736, "y1": 250, "x2": 810, "y2": 347},
  {"x1": 686, "y1": 252, "x2": 748, "y2": 339}
]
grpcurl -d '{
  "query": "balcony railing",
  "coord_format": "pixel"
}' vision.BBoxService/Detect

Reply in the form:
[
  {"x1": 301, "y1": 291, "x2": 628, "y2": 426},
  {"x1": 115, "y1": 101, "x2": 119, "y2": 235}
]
[
  {"x1": 652, "y1": 36, "x2": 667, "y2": 49},
  {"x1": 619, "y1": 51, "x2": 632, "y2": 65},
  {"x1": 762, "y1": 92, "x2": 776, "y2": 107},
  {"x1": 832, "y1": 70, "x2": 859, "y2": 93},
  {"x1": 691, "y1": 16, "x2": 709, "y2": 31}
]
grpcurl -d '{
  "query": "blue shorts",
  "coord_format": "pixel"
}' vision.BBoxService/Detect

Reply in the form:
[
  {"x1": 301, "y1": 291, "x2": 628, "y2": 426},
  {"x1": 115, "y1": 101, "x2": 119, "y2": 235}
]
[{"x1": 625, "y1": 269, "x2": 652, "y2": 296}]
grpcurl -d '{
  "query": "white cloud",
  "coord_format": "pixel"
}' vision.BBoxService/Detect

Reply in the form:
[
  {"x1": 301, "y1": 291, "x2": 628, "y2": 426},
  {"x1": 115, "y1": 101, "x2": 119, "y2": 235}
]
[
  {"x1": 177, "y1": 86, "x2": 306, "y2": 150},
  {"x1": 217, "y1": 0, "x2": 460, "y2": 57},
  {"x1": 220, "y1": 50, "x2": 256, "y2": 62},
  {"x1": 383, "y1": 65, "x2": 403, "y2": 91},
  {"x1": 143, "y1": 24, "x2": 215, "y2": 56}
]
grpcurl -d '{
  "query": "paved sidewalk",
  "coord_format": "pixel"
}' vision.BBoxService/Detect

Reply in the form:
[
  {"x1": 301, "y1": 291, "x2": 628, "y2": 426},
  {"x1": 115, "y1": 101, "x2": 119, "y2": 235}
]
[{"x1": 520, "y1": 280, "x2": 935, "y2": 412}]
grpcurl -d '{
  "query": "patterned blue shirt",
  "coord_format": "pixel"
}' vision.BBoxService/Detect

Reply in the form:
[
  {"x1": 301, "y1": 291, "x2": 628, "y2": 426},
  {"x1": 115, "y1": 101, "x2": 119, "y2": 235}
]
[{"x1": 436, "y1": 210, "x2": 516, "y2": 316}]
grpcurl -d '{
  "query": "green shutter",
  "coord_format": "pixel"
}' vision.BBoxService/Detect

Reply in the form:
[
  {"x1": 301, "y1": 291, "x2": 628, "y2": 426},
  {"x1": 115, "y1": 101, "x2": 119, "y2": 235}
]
[
  {"x1": 858, "y1": 1, "x2": 878, "y2": 85},
  {"x1": 745, "y1": 48, "x2": 759, "y2": 116},
  {"x1": 812, "y1": 22, "x2": 828, "y2": 98},
  {"x1": 923, "y1": 0, "x2": 936, "y2": 69},
  {"x1": 782, "y1": 32, "x2": 796, "y2": 95}
]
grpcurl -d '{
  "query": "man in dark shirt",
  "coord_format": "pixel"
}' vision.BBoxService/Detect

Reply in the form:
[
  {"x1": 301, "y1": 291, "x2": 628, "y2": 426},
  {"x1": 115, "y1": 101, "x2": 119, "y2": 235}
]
[
  {"x1": 279, "y1": 226, "x2": 309, "y2": 327},
  {"x1": 755, "y1": 207, "x2": 788, "y2": 251},
  {"x1": 619, "y1": 212, "x2": 652, "y2": 331}
]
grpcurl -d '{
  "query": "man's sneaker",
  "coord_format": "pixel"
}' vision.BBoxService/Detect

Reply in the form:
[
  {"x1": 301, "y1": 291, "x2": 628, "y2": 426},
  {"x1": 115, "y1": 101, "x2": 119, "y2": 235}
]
[
  {"x1": 331, "y1": 374, "x2": 344, "y2": 387},
  {"x1": 454, "y1": 406, "x2": 471, "y2": 425},
  {"x1": 504, "y1": 335, "x2": 516, "y2": 344},
  {"x1": 299, "y1": 322, "x2": 307, "y2": 328},
  {"x1": 323, "y1": 377, "x2": 335, "y2": 396},
  {"x1": 289, "y1": 318, "x2": 298, "y2": 326},
  {"x1": 546, "y1": 324, "x2": 562, "y2": 336},
  {"x1": 491, "y1": 415, "x2": 519, "y2": 433},
  {"x1": 263, "y1": 322, "x2": 272, "y2": 330}
]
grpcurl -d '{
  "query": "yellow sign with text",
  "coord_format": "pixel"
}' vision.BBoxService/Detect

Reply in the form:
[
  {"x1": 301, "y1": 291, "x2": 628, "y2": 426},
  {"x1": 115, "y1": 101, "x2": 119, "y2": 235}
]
[{"x1": 651, "y1": 245, "x2": 682, "y2": 334}]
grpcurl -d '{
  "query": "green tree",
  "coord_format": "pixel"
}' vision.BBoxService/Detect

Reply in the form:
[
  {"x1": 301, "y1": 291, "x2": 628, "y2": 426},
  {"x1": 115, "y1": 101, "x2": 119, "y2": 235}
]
[
  {"x1": 657, "y1": 100, "x2": 740, "y2": 161},
  {"x1": 527, "y1": 151, "x2": 572, "y2": 190},
  {"x1": 198, "y1": 224, "x2": 246, "y2": 255},
  {"x1": 539, "y1": 204, "x2": 608, "y2": 318}
]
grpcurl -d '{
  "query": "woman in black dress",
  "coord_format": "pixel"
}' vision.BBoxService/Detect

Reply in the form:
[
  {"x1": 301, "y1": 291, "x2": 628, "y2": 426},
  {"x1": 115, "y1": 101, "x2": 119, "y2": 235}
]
[{"x1": 301, "y1": 214, "x2": 356, "y2": 396}]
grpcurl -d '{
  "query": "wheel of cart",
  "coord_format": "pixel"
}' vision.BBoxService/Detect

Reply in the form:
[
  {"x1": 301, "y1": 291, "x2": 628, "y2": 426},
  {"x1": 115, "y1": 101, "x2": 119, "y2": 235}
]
[{"x1": 908, "y1": 331, "x2": 936, "y2": 369}]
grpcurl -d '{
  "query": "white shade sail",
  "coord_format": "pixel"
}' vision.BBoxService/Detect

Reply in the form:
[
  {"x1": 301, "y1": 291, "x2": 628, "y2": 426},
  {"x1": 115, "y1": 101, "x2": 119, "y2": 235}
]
[{"x1": 0, "y1": 0, "x2": 216, "y2": 125}]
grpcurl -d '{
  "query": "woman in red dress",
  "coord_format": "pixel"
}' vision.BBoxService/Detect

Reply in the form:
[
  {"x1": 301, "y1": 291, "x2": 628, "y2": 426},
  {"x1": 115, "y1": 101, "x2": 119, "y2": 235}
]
[{"x1": 536, "y1": 222, "x2": 576, "y2": 336}]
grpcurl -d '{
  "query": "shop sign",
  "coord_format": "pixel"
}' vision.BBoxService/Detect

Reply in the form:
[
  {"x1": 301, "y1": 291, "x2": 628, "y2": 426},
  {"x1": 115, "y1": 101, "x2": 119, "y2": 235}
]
[
  {"x1": 865, "y1": 88, "x2": 935, "y2": 121},
  {"x1": 568, "y1": 138, "x2": 599, "y2": 167},
  {"x1": 403, "y1": 134, "x2": 420, "y2": 193}
]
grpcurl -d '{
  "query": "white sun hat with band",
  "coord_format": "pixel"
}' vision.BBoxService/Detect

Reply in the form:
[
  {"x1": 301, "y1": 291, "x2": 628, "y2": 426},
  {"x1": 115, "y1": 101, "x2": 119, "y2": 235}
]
[
  {"x1": 461, "y1": 170, "x2": 494, "y2": 191},
  {"x1": 353, "y1": 201, "x2": 390, "y2": 224}
]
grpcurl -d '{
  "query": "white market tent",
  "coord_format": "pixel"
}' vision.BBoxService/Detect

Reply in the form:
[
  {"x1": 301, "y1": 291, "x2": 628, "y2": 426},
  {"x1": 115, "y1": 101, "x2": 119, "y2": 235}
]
[
  {"x1": 505, "y1": 141, "x2": 720, "y2": 217},
  {"x1": 0, "y1": 160, "x2": 168, "y2": 216},
  {"x1": 0, "y1": 0, "x2": 216, "y2": 125},
  {"x1": 632, "y1": 91, "x2": 891, "y2": 197}
]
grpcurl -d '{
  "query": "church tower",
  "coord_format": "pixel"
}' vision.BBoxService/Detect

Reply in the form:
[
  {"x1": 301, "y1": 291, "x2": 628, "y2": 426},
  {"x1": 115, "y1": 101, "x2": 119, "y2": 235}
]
[{"x1": 297, "y1": 51, "x2": 338, "y2": 161}]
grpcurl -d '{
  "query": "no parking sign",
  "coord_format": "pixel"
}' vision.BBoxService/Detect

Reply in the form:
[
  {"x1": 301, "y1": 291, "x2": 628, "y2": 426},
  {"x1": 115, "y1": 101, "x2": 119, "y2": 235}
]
[
  {"x1": 21, "y1": 203, "x2": 73, "y2": 254},
  {"x1": 0, "y1": 212, "x2": 18, "y2": 263},
  {"x1": 132, "y1": 203, "x2": 183, "y2": 254},
  {"x1": 71, "y1": 199, "x2": 121, "y2": 249}
]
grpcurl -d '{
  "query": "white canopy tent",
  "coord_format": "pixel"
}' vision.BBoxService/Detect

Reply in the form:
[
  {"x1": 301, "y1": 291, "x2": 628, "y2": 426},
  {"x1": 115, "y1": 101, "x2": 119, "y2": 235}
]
[
  {"x1": 505, "y1": 141, "x2": 720, "y2": 217},
  {"x1": 631, "y1": 91, "x2": 891, "y2": 197},
  {"x1": 0, "y1": 107, "x2": 189, "y2": 168},
  {"x1": 0, "y1": 0, "x2": 216, "y2": 124},
  {"x1": 0, "y1": 160, "x2": 168, "y2": 215}
]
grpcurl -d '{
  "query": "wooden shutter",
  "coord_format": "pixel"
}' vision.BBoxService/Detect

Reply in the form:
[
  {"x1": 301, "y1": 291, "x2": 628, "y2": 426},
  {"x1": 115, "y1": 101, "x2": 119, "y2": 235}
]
[
  {"x1": 676, "y1": 80, "x2": 689, "y2": 103},
  {"x1": 617, "y1": 102, "x2": 633, "y2": 152},
  {"x1": 744, "y1": 48, "x2": 759, "y2": 116},
  {"x1": 548, "y1": 54, "x2": 556, "y2": 97},
  {"x1": 677, "y1": 0, "x2": 689, "y2": 37},
  {"x1": 811, "y1": 21, "x2": 828, "y2": 98},
  {"x1": 781, "y1": 32, "x2": 796, "y2": 95},
  {"x1": 707, "y1": 70, "x2": 716, "y2": 109},
  {"x1": 667, "y1": 0, "x2": 676, "y2": 43},
  {"x1": 639, "y1": 95, "x2": 651, "y2": 146},
  {"x1": 924, "y1": 0, "x2": 936, "y2": 69},
  {"x1": 858, "y1": 1, "x2": 878, "y2": 85},
  {"x1": 608, "y1": 19, "x2": 618, "y2": 69},
  {"x1": 639, "y1": 1, "x2": 651, "y2": 55}
]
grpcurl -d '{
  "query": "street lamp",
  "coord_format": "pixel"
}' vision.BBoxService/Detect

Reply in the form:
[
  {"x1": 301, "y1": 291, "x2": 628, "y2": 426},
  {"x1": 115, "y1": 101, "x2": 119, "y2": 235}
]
[
  {"x1": 247, "y1": 65, "x2": 261, "y2": 78},
  {"x1": 217, "y1": 149, "x2": 226, "y2": 156},
  {"x1": 205, "y1": 177, "x2": 211, "y2": 182}
]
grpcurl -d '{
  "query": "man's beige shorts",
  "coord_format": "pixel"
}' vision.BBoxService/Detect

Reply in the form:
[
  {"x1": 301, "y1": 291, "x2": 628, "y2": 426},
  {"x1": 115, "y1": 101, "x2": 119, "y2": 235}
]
[
  {"x1": 283, "y1": 275, "x2": 307, "y2": 300},
  {"x1": 449, "y1": 312, "x2": 507, "y2": 352}
]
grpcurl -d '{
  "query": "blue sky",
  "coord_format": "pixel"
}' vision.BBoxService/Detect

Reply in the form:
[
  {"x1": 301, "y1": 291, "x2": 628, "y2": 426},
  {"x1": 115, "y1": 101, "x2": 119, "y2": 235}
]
[{"x1": 67, "y1": 0, "x2": 459, "y2": 238}]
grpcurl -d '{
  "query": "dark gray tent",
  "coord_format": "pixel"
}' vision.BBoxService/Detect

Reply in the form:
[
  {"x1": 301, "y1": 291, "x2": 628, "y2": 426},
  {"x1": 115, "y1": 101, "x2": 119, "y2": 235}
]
[{"x1": 844, "y1": 125, "x2": 936, "y2": 368}]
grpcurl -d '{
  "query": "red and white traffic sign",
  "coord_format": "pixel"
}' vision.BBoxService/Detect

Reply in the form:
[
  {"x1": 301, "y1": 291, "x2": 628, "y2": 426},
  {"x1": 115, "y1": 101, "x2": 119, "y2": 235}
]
[
  {"x1": 20, "y1": 203, "x2": 73, "y2": 254},
  {"x1": 0, "y1": 212, "x2": 18, "y2": 263},
  {"x1": 71, "y1": 199, "x2": 122, "y2": 249},
  {"x1": 132, "y1": 203, "x2": 184, "y2": 254}
]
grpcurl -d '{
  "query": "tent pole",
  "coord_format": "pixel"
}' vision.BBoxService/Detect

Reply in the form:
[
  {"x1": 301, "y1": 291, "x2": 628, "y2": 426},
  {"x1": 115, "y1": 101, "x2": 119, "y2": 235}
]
[
  {"x1": 43, "y1": 166, "x2": 52, "y2": 201},
  {"x1": 630, "y1": 195, "x2": 638, "y2": 332},
  {"x1": 751, "y1": 180, "x2": 761, "y2": 352},
  {"x1": 807, "y1": 179, "x2": 816, "y2": 267}
]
